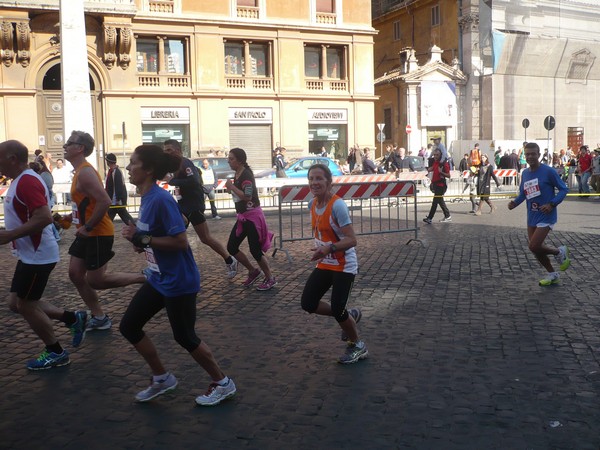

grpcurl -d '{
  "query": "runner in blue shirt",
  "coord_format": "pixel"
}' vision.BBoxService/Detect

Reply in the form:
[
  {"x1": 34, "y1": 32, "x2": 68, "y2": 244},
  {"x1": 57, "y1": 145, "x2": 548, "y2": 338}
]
[
  {"x1": 120, "y1": 144, "x2": 236, "y2": 406},
  {"x1": 508, "y1": 142, "x2": 571, "y2": 286}
]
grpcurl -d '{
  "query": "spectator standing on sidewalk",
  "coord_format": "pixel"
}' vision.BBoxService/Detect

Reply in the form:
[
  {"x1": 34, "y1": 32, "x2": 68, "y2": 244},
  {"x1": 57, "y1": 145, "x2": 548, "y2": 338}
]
[
  {"x1": 225, "y1": 147, "x2": 276, "y2": 291},
  {"x1": 64, "y1": 130, "x2": 145, "y2": 331},
  {"x1": 199, "y1": 158, "x2": 222, "y2": 219},
  {"x1": 104, "y1": 153, "x2": 133, "y2": 225},
  {"x1": 508, "y1": 142, "x2": 571, "y2": 286},
  {"x1": 423, "y1": 148, "x2": 452, "y2": 224},
  {"x1": 473, "y1": 154, "x2": 501, "y2": 215},
  {"x1": 0, "y1": 140, "x2": 87, "y2": 370},
  {"x1": 120, "y1": 144, "x2": 236, "y2": 406},
  {"x1": 301, "y1": 163, "x2": 367, "y2": 364},
  {"x1": 51, "y1": 158, "x2": 72, "y2": 204},
  {"x1": 163, "y1": 139, "x2": 237, "y2": 278},
  {"x1": 577, "y1": 145, "x2": 593, "y2": 197},
  {"x1": 590, "y1": 148, "x2": 600, "y2": 199}
]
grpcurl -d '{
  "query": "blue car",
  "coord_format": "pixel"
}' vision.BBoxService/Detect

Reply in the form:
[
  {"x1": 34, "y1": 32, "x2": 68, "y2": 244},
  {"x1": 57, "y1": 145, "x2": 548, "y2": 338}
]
[{"x1": 256, "y1": 156, "x2": 344, "y2": 178}]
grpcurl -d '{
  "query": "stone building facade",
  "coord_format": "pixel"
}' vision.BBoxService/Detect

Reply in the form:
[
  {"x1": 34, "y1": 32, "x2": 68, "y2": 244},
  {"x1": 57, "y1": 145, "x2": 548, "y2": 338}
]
[{"x1": 0, "y1": 0, "x2": 376, "y2": 170}]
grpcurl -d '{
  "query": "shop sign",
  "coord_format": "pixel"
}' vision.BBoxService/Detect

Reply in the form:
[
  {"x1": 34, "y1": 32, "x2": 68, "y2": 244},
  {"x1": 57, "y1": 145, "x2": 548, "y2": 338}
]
[
  {"x1": 308, "y1": 109, "x2": 347, "y2": 124},
  {"x1": 141, "y1": 107, "x2": 190, "y2": 123},
  {"x1": 229, "y1": 108, "x2": 272, "y2": 124}
]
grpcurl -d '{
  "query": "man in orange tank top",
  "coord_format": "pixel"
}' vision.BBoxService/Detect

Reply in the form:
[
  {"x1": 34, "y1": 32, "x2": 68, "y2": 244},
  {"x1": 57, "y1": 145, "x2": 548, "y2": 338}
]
[{"x1": 63, "y1": 130, "x2": 145, "y2": 331}]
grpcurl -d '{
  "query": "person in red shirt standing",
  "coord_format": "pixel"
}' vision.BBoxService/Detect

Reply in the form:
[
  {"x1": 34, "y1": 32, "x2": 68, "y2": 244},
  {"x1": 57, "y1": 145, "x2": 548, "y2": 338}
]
[{"x1": 577, "y1": 145, "x2": 593, "y2": 197}]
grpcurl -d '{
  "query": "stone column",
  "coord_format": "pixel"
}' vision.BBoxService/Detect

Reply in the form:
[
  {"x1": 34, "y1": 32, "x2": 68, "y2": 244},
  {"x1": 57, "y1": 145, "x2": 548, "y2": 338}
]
[{"x1": 59, "y1": 0, "x2": 96, "y2": 167}]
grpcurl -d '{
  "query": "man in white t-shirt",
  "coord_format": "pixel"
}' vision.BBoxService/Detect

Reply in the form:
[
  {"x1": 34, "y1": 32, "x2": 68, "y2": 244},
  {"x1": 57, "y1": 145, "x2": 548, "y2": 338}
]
[{"x1": 0, "y1": 140, "x2": 87, "y2": 370}]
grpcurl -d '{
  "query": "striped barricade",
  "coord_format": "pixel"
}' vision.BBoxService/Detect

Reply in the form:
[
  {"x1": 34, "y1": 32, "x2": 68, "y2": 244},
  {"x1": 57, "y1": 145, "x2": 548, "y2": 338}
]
[{"x1": 273, "y1": 180, "x2": 420, "y2": 262}]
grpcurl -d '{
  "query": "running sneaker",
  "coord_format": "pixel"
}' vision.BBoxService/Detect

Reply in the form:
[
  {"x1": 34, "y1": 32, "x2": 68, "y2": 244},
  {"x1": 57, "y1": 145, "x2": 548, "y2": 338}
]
[
  {"x1": 242, "y1": 269, "x2": 262, "y2": 287},
  {"x1": 338, "y1": 341, "x2": 368, "y2": 364},
  {"x1": 70, "y1": 310, "x2": 88, "y2": 347},
  {"x1": 256, "y1": 277, "x2": 277, "y2": 291},
  {"x1": 26, "y1": 350, "x2": 70, "y2": 370},
  {"x1": 422, "y1": 217, "x2": 432, "y2": 224},
  {"x1": 195, "y1": 378, "x2": 237, "y2": 406},
  {"x1": 341, "y1": 308, "x2": 362, "y2": 341},
  {"x1": 212, "y1": 215, "x2": 222, "y2": 220},
  {"x1": 539, "y1": 272, "x2": 560, "y2": 286},
  {"x1": 135, "y1": 373, "x2": 178, "y2": 402},
  {"x1": 227, "y1": 258, "x2": 238, "y2": 279},
  {"x1": 555, "y1": 245, "x2": 571, "y2": 271},
  {"x1": 440, "y1": 216, "x2": 452, "y2": 223},
  {"x1": 86, "y1": 315, "x2": 112, "y2": 331}
]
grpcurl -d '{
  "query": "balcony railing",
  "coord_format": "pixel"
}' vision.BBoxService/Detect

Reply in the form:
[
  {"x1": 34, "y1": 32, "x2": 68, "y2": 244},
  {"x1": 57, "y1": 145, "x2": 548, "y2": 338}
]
[
  {"x1": 316, "y1": 12, "x2": 337, "y2": 25},
  {"x1": 237, "y1": 6, "x2": 259, "y2": 19},
  {"x1": 226, "y1": 76, "x2": 273, "y2": 91},
  {"x1": 306, "y1": 79, "x2": 348, "y2": 92},
  {"x1": 147, "y1": 0, "x2": 174, "y2": 13},
  {"x1": 138, "y1": 74, "x2": 190, "y2": 88}
]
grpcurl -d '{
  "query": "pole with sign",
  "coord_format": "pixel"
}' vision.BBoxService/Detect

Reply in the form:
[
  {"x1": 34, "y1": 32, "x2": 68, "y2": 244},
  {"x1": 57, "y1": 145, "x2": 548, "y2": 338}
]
[
  {"x1": 522, "y1": 118, "x2": 530, "y2": 143},
  {"x1": 543, "y1": 115, "x2": 555, "y2": 152},
  {"x1": 405, "y1": 124, "x2": 412, "y2": 154},
  {"x1": 377, "y1": 123, "x2": 385, "y2": 159}
]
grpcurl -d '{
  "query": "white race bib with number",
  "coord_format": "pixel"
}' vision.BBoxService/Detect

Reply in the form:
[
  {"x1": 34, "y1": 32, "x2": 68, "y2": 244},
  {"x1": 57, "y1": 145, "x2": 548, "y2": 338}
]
[
  {"x1": 314, "y1": 238, "x2": 339, "y2": 266},
  {"x1": 524, "y1": 178, "x2": 541, "y2": 200},
  {"x1": 71, "y1": 202, "x2": 80, "y2": 224}
]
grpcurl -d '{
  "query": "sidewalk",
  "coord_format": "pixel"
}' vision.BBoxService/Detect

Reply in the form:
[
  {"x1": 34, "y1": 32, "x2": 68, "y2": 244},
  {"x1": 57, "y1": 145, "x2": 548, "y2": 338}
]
[{"x1": 0, "y1": 197, "x2": 599, "y2": 449}]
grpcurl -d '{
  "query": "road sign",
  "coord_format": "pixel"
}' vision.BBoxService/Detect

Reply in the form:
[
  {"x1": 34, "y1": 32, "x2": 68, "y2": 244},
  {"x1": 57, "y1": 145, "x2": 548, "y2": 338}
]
[
  {"x1": 377, "y1": 132, "x2": 385, "y2": 142},
  {"x1": 405, "y1": 124, "x2": 412, "y2": 134},
  {"x1": 544, "y1": 115, "x2": 555, "y2": 131},
  {"x1": 376, "y1": 123, "x2": 385, "y2": 131},
  {"x1": 522, "y1": 118, "x2": 530, "y2": 129}
]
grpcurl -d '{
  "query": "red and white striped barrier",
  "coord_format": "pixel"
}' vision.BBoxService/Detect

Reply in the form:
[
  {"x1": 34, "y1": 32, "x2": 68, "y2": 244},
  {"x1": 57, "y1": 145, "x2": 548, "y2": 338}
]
[
  {"x1": 462, "y1": 169, "x2": 518, "y2": 178},
  {"x1": 279, "y1": 181, "x2": 415, "y2": 203}
]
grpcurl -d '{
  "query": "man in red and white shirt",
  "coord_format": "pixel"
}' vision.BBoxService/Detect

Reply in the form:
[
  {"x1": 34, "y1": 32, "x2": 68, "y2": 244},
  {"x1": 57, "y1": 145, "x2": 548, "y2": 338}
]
[{"x1": 0, "y1": 140, "x2": 87, "y2": 370}]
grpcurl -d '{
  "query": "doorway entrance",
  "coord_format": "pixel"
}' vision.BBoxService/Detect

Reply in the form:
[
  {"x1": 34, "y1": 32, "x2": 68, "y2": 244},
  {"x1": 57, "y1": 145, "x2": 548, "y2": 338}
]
[{"x1": 36, "y1": 62, "x2": 103, "y2": 168}]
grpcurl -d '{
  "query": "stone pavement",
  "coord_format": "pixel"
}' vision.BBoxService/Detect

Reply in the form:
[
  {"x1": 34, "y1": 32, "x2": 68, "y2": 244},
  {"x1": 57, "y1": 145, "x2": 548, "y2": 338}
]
[{"x1": 1, "y1": 197, "x2": 599, "y2": 449}]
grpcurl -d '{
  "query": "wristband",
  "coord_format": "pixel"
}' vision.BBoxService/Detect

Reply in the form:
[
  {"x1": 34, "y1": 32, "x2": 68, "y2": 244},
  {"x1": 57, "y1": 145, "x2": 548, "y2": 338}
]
[
  {"x1": 84, "y1": 224, "x2": 93, "y2": 232},
  {"x1": 329, "y1": 243, "x2": 338, "y2": 253}
]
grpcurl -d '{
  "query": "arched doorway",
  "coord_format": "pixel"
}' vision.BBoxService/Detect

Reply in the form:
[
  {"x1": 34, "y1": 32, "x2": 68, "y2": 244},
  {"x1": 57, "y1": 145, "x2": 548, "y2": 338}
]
[{"x1": 36, "y1": 62, "x2": 103, "y2": 166}]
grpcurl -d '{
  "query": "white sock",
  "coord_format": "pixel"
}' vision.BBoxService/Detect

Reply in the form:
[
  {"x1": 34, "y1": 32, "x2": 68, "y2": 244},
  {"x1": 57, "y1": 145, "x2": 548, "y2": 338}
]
[{"x1": 216, "y1": 376, "x2": 229, "y2": 386}]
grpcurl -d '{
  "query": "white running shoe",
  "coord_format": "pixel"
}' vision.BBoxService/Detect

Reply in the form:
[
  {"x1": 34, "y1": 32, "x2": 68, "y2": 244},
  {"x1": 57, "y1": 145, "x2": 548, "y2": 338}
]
[
  {"x1": 135, "y1": 373, "x2": 178, "y2": 402},
  {"x1": 195, "y1": 378, "x2": 237, "y2": 406},
  {"x1": 555, "y1": 245, "x2": 571, "y2": 271},
  {"x1": 226, "y1": 258, "x2": 238, "y2": 279}
]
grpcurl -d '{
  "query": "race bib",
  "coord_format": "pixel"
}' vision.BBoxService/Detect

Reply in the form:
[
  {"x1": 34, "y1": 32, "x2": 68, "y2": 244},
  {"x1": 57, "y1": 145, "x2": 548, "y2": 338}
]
[
  {"x1": 314, "y1": 238, "x2": 340, "y2": 266},
  {"x1": 71, "y1": 202, "x2": 80, "y2": 224},
  {"x1": 144, "y1": 248, "x2": 160, "y2": 273},
  {"x1": 524, "y1": 178, "x2": 541, "y2": 200}
]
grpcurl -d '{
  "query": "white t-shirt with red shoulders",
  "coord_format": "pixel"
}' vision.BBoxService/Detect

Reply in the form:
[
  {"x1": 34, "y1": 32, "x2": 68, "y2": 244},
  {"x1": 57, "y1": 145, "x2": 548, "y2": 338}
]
[{"x1": 4, "y1": 169, "x2": 59, "y2": 264}]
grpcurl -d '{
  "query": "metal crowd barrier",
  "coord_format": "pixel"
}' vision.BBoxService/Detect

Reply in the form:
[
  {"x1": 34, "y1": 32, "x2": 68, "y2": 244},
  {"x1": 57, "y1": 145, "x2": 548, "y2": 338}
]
[
  {"x1": 272, "y1": 180, "x2": 421, "y2": 263},
  {"x1": 445, "y1": 169, "x2": 519, "y2": 204}
]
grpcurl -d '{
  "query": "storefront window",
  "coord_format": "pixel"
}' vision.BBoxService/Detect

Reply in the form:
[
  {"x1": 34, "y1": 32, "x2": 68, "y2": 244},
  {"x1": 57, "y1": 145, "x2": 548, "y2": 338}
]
[
  {"x1": 308, "y1": 124, "x2": 347, "y2": 161},
  {"x1": 142, "y1": 124, "x2": 190, "y2": 157}
]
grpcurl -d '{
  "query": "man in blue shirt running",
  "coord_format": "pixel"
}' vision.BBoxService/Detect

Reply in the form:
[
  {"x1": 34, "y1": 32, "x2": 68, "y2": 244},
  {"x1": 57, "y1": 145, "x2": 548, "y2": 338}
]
[{"x1": 508, "y1": 142, "x2": 571, "y2": 286}]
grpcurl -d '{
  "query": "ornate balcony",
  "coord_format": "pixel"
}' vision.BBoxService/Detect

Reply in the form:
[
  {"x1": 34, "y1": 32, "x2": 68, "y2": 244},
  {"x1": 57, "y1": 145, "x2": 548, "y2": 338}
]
[
  {"x1": 138, "y1": 74, "x2": 190, "y2": 88},
  {"x1": 306, "y1": 79, "x2": 348, "y2": 92},
  {"x1": 226, "y1": 76, "x2": 273, "y2": 91},
  {"x1": 237, "y1": 6, "x2": 259, "y2": 19},
  {"x1": 316, "y1": 12, "x2": 337, "y2": 25}
]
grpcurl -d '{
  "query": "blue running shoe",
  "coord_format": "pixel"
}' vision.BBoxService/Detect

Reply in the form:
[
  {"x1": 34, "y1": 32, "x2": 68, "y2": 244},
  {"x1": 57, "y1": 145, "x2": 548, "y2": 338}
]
[
  {"x1": 27, "y1": 350, "x2": 70, "y2": 370},
  {"x1": 70, "y1": 310, "x2": 88, "y2": 347}
]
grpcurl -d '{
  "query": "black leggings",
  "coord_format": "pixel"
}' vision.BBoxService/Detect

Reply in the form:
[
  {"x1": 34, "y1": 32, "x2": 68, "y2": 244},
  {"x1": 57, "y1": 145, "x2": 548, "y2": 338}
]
[
  {"x1": 119, "y1": 282, "x2": 201, "y2": 352},
  {"x1": 301, "y1": 268, "x2": 355, "y2": 323},
  {"x1": 227, "y1": 219, "x2": 264, "y2": 262},
  {"x1": 427, "y1": 183, "x2": 450, "y2": 219}
]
